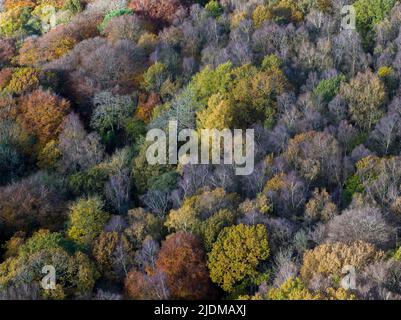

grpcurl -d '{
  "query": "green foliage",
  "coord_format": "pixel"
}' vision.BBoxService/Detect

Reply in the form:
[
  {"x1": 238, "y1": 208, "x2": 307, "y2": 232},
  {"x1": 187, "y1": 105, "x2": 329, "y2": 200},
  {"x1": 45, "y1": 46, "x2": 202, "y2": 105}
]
[
  {"x1": 124, "y1": 117, "x2": 146, "y2": 144},
  {"x1": 19, "y1": 229, "x2": 76, "y2": 257},
  {"x1": 0, "y1": 7, "x2": 34, "y2": 37},
  {"x1": 0, "y1": 232, "x2": 98, "y2": 299},
  {"x1": 261, "y1": 54, "x2": 282, "y2": 70},
  {"x1": 143, "y1": 62, "x2": 169, "y2": 93},
  {"x1": 200, "y1": 209, "x2": 236, "y2": 252},
  {"x1": 394, "y1": 247, "x2": 401, "y2": 261},
  {"x1": 205, "y1": 1, "x2": 224, "y2": 18},
  {"x1": 91, "y1": 91, "x2": 136, "y2": 139},
  {"x1": 62, "y1": 0, "x2": 83, "y2": 13},
  {"x1": 98, "y1": 8, "x2": 134, "y2": 32},
  {"x1": 148, "y1": 171, "x2": 179, "y2": 191},
  {"x1": 67, "y1": 197, "x2": 110, "y2": 247},
  {"x1": 189, "y1": 62, "x2": 233, "y2": 106},
  {"x1": 208, "y1": 224, "x2": 270, "y2": 292},
  {"x1": 68, "y1": 165, "x2": 109, "y2": 196},
  {"x1": 166, "y1": 188, "x2": 240, "y2": 234},
  {"x1": 354, "y1": 0, "x2": 396, "y2": 49},
  {"x1": 132, "y1": 138, "x2": 173, "y2": 193},
  {"x1": 343, "y1": 174, "x2": 365, "y2": 205},
  {"x1": 314, "y1": 74, "x2": 346, "y2": 103}
]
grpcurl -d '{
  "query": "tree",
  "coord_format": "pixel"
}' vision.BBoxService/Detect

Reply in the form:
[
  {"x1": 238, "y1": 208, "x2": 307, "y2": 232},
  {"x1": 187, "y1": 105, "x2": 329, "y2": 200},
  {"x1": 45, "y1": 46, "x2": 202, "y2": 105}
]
[
  {"x1": 91, "y1": 91, "x2": 135, "y2": 140},
  {"x1": 58, "y1": 113, "x2": 105, "y2": 172},
  {"x1": 205, "y1": 0, "x2": 223, "y2": 18},
  {"x1": 208, "y1": 224, "x2": 270, "y2": 292},
  {"x1": 128, "y1": 0, "x2": 193, "y2": 25},
  {"x1": 67, "y1": 196, "x2": 110, "y2": 247},
  {"x1": 105, "y1": 169, "x2": 132, "y2": 215},
  {"x1": 18, "y1": 89, "x2": 71, "y2": 146},
  {"x1": 98, "y1": 8, "x2": 134, "y2": 33},
  {"x1": 340, "y1": 70, "x2": 387, "y2": 131},
  {"x1": 333, "y1": 30, "x2": 368, "y2": 77},
  {"x1": 356, "y1": 259, "x2": 401, "y2": 299},
  {"x1": 252, "y1": 5, "x2": 272, "y2": 28},
  {"x1": 300, "y1": 241, "x2": 384, "y2": 282},
  {"x1": 46, "y1": 38, "x2": 146, "y2": 105},
  {"x1": 0, "y1": 246, "x2": 99, "y2": 299},
  {"x1": 155, "y1": 231, "x2": 214, "y2": 299},
  {"x1": 0, "y1": 7, "x2": 33, "y2": 37},
  {"x1": 0, "y1": 38, "x2": 15, "y2": 67},
  {"x1": 0, "y1": 118, "x2": 29, "y2": 185},
  {"x1": 165, "y1": 188, "x2": 240, "y2": 234},
  {"x1": 368, "y1": 112, "x2": 401, "y2": 155},
  {"x1": 200, "y1": 209, "x2": 236, "y2": 252},
  {"x1": 92, "y1": 231, "x2": 132, "y2": 281},
  {"x1": 103, "y1": 13, "x2": 148, "y2": 43},
  {"x1": 19, "y1": 229, "x2": 69, "y2": 257},
  {"x1": 285, "y1": 131, "x2": 344, "y2": 186},
  {"x1": 267, "y1": 277, "x2": 321, "y2": 300},
  {"x1": 267, "y1": 277, "x2": 356, "y2": 300},
  {"x1": 326, "y1": 206, "x2": 395, "y2": 249},
  {"x1": 263, "y1": 172, "x2": 307, "y2": 218},
  {"x1": 189, "y1": 62, "x2": 233, "y2": 107},
  {"x1": 196, "y1": 94, "x2": 235, "y2": 130},
  {"x1": 354, "y1": 0, "x2": 396, "y2": 49},
  {"x1": 0, "y1": 174, "x2": 67, "y2": 239},
  {"x1": 304, "y1": 188, "x2": 337, "y2": 223},
  {"x1": 313, "y1": 74, "x2": 345, "y2": 104},
  {"x1": 143, "y1": 62, "x2": 170, "y2": 93},
  {"x1": 124, "y1": 269, "x2": 170, "y2": 300},
  {"x1": 3, "y1": 67, "x2": 41, "y2": 95},
  {"x1": 124, "y1": 208, "x2": 164, "y2": 249}
]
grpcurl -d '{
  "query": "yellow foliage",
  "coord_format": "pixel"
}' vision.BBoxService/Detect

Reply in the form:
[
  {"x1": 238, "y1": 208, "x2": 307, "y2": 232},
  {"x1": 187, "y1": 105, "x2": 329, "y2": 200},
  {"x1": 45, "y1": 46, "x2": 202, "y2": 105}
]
[
  {"x1": 197, "y1": 94, "x2": 234, "y2": 130},
  {"x1": 300, "y1": 241, "x2": 384, "y2": 282},
  {"x1": 252, "y1": 5, "x2": 272, "y2": 28},
  {"x1": 4, "y1": 67, "x2": 40, "y2": 95}
]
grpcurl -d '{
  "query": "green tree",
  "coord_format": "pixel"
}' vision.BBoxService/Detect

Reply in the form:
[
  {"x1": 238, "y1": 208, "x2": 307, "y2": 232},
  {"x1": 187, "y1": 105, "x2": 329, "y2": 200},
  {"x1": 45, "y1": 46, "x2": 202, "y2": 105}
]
[
  {"x1": 19, "y1": 229, "x2": 71, "y2": 257},
  {"x1": 354, "y1": 0, "x2": 396, "y2": 50},
  {"x1": 313, "y1": 74, "x2": 346, "y2": 103},
  {"x1": 205, "y1": 0, "x2": 224, "y2": 18},
  {"x1": 143, "y1": 62, "x2": 169, "y2": 93},
  {"x1": 67, "y1": 197, "x2": 110, "y2": 247},
  {"x1": 200, "y1": 209, "x2": 236, "y2": 252}
]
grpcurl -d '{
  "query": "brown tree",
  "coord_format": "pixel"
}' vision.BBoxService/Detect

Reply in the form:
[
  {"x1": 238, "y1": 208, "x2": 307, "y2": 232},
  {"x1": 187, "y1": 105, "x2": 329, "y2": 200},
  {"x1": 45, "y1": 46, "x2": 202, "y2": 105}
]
[
  {"x1": 155, "y1": 231, "x2": 215, "y2": 299},
  {"x1": 128, "y1": 0, "x2": 193, "y2": 25},
  {"x1": 18, "y1": 89, "x2": 70, "y2": 146}
]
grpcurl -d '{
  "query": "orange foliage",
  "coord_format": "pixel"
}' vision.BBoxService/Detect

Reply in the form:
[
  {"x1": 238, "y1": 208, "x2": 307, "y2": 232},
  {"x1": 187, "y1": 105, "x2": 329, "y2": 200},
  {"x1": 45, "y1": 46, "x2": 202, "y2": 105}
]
[
  {"x1": 155, "y1": 232, "x2": 214, "y2": 299},
  {"x1": 128, "y1": 0, "x2": 193, "y2": 25},
  {"x1": 136, "y1": 92, "x2": 160, "y2": 122},
  {"x1": 17, "y1": 89, "x2": 71, "y2": 145},
  {"x1": 17, "y1": 13, "x2": 101, "y2": 66}
]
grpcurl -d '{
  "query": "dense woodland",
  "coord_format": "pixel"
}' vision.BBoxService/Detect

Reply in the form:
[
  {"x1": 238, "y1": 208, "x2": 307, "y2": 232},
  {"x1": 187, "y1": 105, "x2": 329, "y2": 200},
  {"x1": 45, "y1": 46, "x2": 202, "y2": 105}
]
[{"x1": 1, "y1": 0, "x2": 401, "y2": 300}]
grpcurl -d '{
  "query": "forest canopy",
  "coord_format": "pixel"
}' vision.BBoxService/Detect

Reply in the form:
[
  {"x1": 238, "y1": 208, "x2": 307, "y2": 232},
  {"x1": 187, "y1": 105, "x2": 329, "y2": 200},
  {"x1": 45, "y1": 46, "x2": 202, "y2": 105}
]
[{"x1": 1, "y1": 0, "x2": 401, "y2": 301}]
